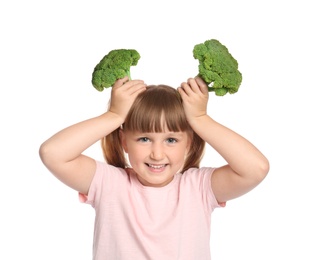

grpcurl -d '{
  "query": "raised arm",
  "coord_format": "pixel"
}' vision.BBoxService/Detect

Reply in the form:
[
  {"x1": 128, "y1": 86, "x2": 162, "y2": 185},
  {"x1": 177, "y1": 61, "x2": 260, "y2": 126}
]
[
  {"x1": 39, "y1": 77, "x2": 146, "y2": 195},
  {"x1": 178, "y1": 77, "x2": 269, "y2": 203}
]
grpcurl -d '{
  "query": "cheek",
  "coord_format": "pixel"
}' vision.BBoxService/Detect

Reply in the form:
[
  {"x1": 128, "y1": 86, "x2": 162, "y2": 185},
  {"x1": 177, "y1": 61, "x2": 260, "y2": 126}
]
[
  {"x1": 126, "y1": 142, "x2": 138, "y2": 152},
  {"x1": 127, "y1": 149, "x2": 144, "y2": 168},
  {"x1": 171, "y1": 146, "x2": 189, "y2": 161},
  {"x1": 182, "y1": 142, "x2": 192, "y2": 161},
  {"x1": 126, "y1": 143, "x2": 146, "y2": 160}
]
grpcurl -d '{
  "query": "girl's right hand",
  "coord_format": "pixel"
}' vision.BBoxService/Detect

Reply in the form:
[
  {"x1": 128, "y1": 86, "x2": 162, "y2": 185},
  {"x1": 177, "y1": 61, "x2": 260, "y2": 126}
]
[{"x1": 109, "y1": 77, "x2": 146, "y2": 122}]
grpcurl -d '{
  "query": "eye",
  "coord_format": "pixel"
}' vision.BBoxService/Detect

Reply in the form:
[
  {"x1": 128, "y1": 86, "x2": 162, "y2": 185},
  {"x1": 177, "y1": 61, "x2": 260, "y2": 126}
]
[
  {"x1": 138, "y1": 137, "x2": 150, "y2": 143},
  {"x1": 166, "y1": 138, "x2": 177, "y2": 144}
]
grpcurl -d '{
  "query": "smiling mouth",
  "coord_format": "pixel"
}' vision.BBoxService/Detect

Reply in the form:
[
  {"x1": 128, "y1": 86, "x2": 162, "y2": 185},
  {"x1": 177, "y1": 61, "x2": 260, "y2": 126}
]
[{"x1": 146, "y1": 163, "x2": 167, "y2": 169}]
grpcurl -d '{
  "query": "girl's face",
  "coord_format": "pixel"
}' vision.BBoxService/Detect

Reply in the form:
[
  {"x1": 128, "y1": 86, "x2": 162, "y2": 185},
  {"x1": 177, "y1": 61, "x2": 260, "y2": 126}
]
[{"x1": 120, "y1": 129, "x2": 191, "y2": 187}]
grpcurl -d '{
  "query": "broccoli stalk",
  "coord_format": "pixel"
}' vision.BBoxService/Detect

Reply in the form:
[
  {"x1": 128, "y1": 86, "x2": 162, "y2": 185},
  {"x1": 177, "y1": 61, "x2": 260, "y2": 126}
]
[
  {"x1": 92, "y1": 49, "x2": 140, "y2": 91},
  {"x1": 193, "y1": 39, "x2": 242, "y2": 96}
]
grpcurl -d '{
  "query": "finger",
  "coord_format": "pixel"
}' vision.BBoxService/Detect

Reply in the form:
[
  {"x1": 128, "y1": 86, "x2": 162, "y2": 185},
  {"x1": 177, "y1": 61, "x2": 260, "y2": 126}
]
[
  {"x1": 177, "y1": 86, "x2": 186, "y2": 97},
  {"x1": 125, "y1": 81, "x2": 146, "y2": 96},
  {"x1": 132, "y1": 84, "x2": 147, "y2": 96},
  {"x1": 131, "y1": 83, "x2": 147, "y2": 95},
  {"x1": 195, "y1": 77, "x2": 209, "y2": 94},
  {"x1": 120, "y1": 79, "x2": 144, "y2": 90},
  {"x1": 179, "y1": 82, "x2": 192, "y2": 96},
  {"x1": 178, "y1": 85, "x2": 189, "y2": 101},
  {"x1": 187, "y1": 78, "x2": 201, "y2": 93},
  {"x1": 113, "y1": 76, "x2": 129, "y2": 88}
]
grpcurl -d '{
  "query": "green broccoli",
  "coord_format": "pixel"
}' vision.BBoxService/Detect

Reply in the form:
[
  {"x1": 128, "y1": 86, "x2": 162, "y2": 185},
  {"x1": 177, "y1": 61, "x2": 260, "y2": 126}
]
[
  {"x1": 92, "y1": 49, "x2": 140, "y2": 91},
  {"x1": 193, "y1": 39, "x2": 242, "y2": 96}
]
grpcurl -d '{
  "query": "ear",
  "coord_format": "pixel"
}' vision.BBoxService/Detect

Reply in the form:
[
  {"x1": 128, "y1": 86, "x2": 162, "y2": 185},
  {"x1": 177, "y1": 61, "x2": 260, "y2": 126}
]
[{"x1": 119, "y1": 129, "x2": 128, "y2": 153}]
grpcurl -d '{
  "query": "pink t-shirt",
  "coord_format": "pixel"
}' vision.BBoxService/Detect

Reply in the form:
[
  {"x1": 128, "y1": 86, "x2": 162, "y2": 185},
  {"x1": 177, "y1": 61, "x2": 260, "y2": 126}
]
[{"x1": 82, "y1": 161, "x2": 220, "y2": 260}]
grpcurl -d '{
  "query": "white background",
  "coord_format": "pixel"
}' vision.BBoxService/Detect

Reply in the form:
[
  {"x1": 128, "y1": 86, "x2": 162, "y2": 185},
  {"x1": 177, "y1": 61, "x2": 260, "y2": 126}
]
[{"x1": 1, "y1": 0, "x2": 317, "y2": 259}]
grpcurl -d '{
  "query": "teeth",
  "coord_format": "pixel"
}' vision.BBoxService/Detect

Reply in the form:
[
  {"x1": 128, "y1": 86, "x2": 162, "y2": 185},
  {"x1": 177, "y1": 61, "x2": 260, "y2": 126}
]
[{"x1": 148, "y1": 164, "x2": 165, "y2": 169}]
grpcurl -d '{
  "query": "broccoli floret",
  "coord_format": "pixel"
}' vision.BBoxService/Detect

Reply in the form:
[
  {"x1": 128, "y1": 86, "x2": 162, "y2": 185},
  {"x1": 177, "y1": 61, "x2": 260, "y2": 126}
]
[
  {"x1": 193, "y1": 39, "x2": 242, "y2": 96},
  {"x1": 92, "y1": 49, "x2": 140, "y2": 91}
]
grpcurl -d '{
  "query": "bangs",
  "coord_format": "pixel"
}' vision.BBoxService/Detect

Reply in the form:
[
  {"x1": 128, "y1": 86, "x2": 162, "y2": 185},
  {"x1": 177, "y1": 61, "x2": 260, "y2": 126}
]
[{"x1": 123, "y1": 85, "x2": 192, "y2": 133}]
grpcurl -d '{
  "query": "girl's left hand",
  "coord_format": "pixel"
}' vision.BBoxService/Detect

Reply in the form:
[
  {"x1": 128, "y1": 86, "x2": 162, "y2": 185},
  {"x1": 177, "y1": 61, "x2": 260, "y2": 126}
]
[{"x1": 178, "y1": 77, "x2": 209, "y2": 125}]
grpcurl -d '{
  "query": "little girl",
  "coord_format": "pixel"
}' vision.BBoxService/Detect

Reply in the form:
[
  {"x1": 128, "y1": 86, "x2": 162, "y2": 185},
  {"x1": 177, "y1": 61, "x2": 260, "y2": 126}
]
[{"x1": 39, "y1": 76, "x2": 269, "y2": 259}]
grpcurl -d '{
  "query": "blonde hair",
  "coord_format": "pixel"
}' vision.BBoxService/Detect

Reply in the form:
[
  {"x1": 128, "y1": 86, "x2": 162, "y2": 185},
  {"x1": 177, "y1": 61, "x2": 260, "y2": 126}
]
[{"x1": 101, "y1": 85, "x2": 205, "y2": 172}]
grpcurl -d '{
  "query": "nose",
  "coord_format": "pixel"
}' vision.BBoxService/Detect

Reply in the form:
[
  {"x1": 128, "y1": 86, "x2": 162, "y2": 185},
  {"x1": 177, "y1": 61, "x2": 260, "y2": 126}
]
[{"x1": 150, "y1": 142, "x2": 165, "y2": 161}]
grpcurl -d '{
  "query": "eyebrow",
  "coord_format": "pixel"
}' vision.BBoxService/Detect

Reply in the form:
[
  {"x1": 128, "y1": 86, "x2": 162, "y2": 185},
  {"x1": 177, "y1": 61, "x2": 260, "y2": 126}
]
[{"x1": 134, "y1": 131, "x2": 186, "y2": 138}]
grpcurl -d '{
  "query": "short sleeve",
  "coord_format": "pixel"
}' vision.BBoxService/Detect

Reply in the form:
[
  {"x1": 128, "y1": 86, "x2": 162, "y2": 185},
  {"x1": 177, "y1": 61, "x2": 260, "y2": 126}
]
[
  {"x1": 200, "y1": 167, "x2": 223, "y2": 211},
  {"x1": 78, "y1": 160, "x2": 109, "y2": 207},
  {"x1": 182, "y1": 167, "x2": 224, "y2": 213}
]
